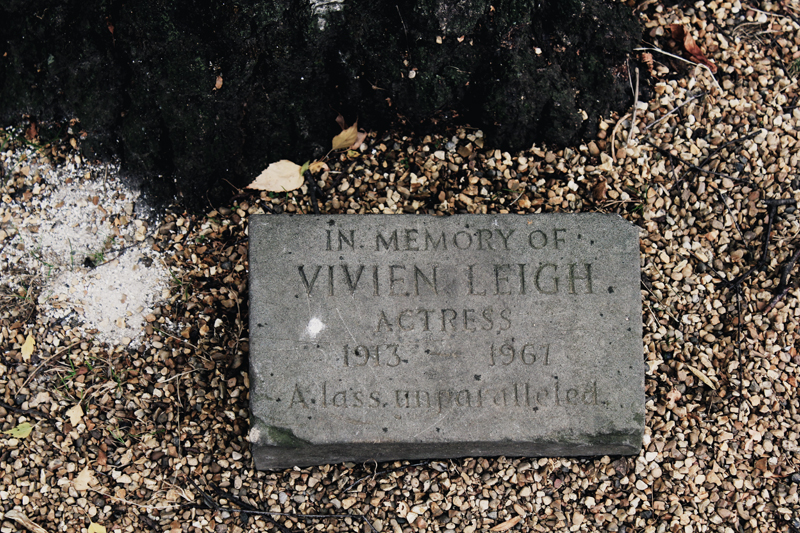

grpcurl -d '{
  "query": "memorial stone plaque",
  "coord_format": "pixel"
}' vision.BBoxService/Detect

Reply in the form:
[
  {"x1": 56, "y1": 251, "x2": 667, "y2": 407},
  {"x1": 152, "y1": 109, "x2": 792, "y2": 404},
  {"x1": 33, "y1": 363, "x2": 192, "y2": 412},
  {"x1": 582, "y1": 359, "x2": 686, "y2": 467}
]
[{"x1": 248, "y1": 214, "x2": 643, "y2": 469}]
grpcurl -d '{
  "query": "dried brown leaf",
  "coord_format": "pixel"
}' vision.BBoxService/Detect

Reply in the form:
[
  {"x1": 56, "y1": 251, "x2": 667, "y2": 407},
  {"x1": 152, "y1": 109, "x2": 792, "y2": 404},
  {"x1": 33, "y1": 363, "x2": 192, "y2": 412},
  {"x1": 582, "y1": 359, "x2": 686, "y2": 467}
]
[
  {"x1": 592, "y1": 180, "x2": 607, "y2": 202},
  {"x1": 351, "y1": 130, "x2": 367, "y2": 150},
  {"x1": 332, "y1": 122, "x2": 359, "y2": 150},
  {"x1": 5, "y1": 510, "x2": 49, "y2": 533},
  {"x1": 246, "y1": 160, "x2": 304, "y2": 192},
  {"x1": 21, "y1": 333, "x2": 35, "y2": 362},
  {"x1": 686, "y1": 364, "x2": 717, "y2": 389},
  {"x1": 669, "y1": 24, "x2": 717, "y2": 73},
  {"x1": 490, "y1": 516, "x2": 521, "y2": 531},
  {"x1": 65, "y1": 404, "x2": 83, "y2": 425},
  {"x1": 73, "y1": 466, "x2": 96, "y2": 491},
  {"x1": 309, "y1": 161, "x2": 329, "y2": 173},
  {"x1": 335, "y1": 114, "x2": 347, "y2": 130}
]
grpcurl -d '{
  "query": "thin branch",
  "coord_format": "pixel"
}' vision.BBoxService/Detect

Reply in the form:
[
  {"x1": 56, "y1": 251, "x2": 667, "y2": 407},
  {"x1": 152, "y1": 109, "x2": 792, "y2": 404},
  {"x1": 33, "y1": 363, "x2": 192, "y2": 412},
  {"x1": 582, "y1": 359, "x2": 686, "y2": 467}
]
[
  {"x1": 645, "y1": 92, "x2": 705, "y2": 131},
  {"x1": 634, "y1": 46, "x2": 722, "y2": 93}
]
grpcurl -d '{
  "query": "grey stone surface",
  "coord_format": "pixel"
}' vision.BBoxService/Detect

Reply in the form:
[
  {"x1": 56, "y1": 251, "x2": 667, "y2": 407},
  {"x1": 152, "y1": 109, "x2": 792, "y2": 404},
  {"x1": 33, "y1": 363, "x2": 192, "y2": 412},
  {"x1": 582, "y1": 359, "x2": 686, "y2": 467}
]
[{"x1": 248, "y1": 214, "x2": 644, "y2": 469}]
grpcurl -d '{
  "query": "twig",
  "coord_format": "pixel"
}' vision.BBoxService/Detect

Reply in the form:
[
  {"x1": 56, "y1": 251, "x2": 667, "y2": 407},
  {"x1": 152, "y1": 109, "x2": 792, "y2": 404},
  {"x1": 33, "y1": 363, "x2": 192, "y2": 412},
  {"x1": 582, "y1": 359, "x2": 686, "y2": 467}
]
[
  {"x1": 634, "y1": 46, "x2": 722, "y2": 93},
  {"x1": 188, "y1": 479, "x2": 377, "y2": 533},
  {"x1": 611, "y1": 113, "x2": 631, "y2": 161},
  {"x1": 21, "y1": 340, "x2": 81, "y2": 389},
  {"x1": 645, "y1": 92, "x2": 705, "y2": 131},
  {"x1": 626, "y1": 67, "x2": 640, "y2": 150},
  {"x1": 764, "y1": 245, "x2": 800, "y2": 313},
  {"x1": 0, "y1": 400, "x2": 52, "y2": 420},
  {"x1": 344, "y1": 460, "x2": 431, "y2": 492},
  {"x1": 305, "y1": 170, "x2": 320, "y2": 215}
]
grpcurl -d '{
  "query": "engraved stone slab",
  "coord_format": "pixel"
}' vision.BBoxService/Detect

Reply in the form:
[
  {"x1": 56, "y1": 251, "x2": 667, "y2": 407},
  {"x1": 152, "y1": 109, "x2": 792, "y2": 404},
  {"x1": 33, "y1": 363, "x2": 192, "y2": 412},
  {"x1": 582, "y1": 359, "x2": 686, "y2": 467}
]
[{"x1": 248, "y1": 214, "x2": 643, "y2": 469}]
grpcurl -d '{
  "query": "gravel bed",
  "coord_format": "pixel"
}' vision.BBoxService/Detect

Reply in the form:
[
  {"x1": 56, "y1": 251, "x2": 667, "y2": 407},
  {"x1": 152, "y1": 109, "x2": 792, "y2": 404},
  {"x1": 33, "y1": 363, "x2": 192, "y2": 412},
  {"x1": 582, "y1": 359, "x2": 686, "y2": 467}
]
[{"x1": 2, "y1": 1, "x2": 800, "y2": 532}]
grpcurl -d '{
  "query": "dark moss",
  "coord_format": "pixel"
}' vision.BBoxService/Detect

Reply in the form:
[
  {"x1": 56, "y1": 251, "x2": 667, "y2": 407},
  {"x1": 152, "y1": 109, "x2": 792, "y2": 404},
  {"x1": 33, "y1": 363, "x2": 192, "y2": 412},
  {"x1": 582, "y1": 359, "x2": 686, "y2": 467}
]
[{"x1": 0, "y1": 0, "x2": 644, "y2": 211}]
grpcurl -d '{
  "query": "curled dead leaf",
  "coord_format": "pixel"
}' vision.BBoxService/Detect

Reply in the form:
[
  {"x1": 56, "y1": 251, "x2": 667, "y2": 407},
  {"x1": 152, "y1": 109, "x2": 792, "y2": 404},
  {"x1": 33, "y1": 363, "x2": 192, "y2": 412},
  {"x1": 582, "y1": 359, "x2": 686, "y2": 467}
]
[
  {"x1": 309, "y1": 161, "x2": 329, "y2": 174},
  {"x1": 247, "y1": 160, "x2": 305, "y2": 192},
  {"x1": 592, "y1": 179, "x2": 607, "y2": 202},
  {"x1": 686, "y1": 364, "x2": 717, "y2": 390},
  {"x1": 74, "y1": 465, "x2": 97, "y2": 491},
  {"x1": 669, "y1": 24, "x2": 717, "y2": 73},
  {"x1": 5, "y1": 510, "x2": 48, "y2": 533},
  {"x1": 332, "y1": 122, "x2": 359, "y2": 150}
]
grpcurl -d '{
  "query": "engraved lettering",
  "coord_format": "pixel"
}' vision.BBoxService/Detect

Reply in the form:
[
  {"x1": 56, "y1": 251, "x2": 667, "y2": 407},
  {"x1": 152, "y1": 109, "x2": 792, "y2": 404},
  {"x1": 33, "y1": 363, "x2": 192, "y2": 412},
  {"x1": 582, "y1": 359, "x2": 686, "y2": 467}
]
[
  {"x1": 463, "y1": 309, "x2": 476, "y2": 332},
  {"x1": 476, "y1": 229, "x2": 494, "y2": 250},
  {"x1": 370, "y1": 392, "x2": 381, "y2": 406},
  {"x1": 328, "y1": 265, "x2": 334, "y2": 296},
  {"x1": 375, "y1": 311, "x2": 393, "y2": 332},
  {"x1": 535, "y1": 263, "x2": 559, "y2": 294},
  {"x1": 398, "y1": 309, "x2": 415, "y2": 331},
  {"x1": 376, "y1": 230, "x2": 398, "y2": 250},
  {"x1": 481, "y1": 307, "x2": 494, "y2": 330},
  {"x1": 583, "y1": 381, "x2": 598, "y2": 405},
  {"x1": 467, "y1": 264, "x2": 486, "y2": 295},
  {"x1": 528, "y1": 230, "x2": 547, "y2": 249},
  {"x1": 298, "y1": 265, "x2": 322, "y2": 294},
  {"x1": 553, "y1": 228, "x2": 566, "y2": 249},
  {"x1": 389, "y1": 265, "x2": 407, "y2": 296},
  {"x1": 499, "y1": 308, "x2": 512, "y2": 331},
  {"x1": 518, "y1": 264, "x2": 527, "y2": 294},
  {"x1": 424, "y1": 230, "x2": 447, "y2": 250},
  {"x1": 385, "y1": 344, "x2": 400, "y2": 367},
  {"x1": 494, "y1": 264, "x2": 512, "y2": 295},
  {"x1": 496, "y1": 229, "x2": 515, "y2": 249},
  {"x1": 413, "y1": 265, "x2": 438, "y2": 295},
  {"x1": 456, "y1": 389, "x2": 472, "y2": 407},
  {"x1": 352, "y1": 391, "x2": 364, "y2": 407},
  {"x1": 453, "y1": 231, "x2": 472, "y2": 249},
  {"x1": 568, "y1": 263, "x2": 593, "y2": 294},
  {"x1": 342, "y1": 264, "x2": 365, "y2": 294},
  {"x1": 332, "y1": 390, "x2": 347, "y2": 407},
  {"x1": 566, "y1": 388, "x2": 578, "y2": 404},
  {"x1": 404, "y1": 229, "x2": 419, "y2": 251},
  {"x1": 290, "y1": 384, "x2": 309, "y2": 408},
  {"x1": 418, "y1": 309, "x2": 435, "y2": 331},
  {"x1": 441, "y1": 309, "x2": 458, "y2": 331}
]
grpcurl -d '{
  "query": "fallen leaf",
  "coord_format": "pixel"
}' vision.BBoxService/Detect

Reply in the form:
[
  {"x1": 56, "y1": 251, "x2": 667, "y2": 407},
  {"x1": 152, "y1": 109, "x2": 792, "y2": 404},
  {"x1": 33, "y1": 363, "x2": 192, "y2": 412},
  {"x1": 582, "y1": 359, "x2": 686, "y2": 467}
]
[
  {"x1": 214, "y1": 75, "x2": 223, "y2": 90},
  {"x1": 74, "y1": 466, "x2": 96, "y2": 491},
  {"x1": 309, "y1": 161, "x2": 329, "y2": 173},
  {"x1": 65, "y1": 404, "x2": 84, "y2": 425},
  {"x1": 686, "y1": 364, "x2": 717, "y2": 389},
  {"x1": 5, "y1": 510, "x2": 48, "y2": 533},
  {"x1": 351, "y1": 130, "x2": 367, "y2": 150},
  {"x1": 490, "y1": 516, "x2": 521, "y2": 531},
  {"x1": 3, "y1": 422, "x2": 33, "y2": 439},
  {"x1": 246, "y1": 160, "x2": 304, "y2": 192},
  {"x1": 669, "y1": 24, "x2": 717, "y2": 73},
  {"x1": 592, "y1": 179, "x2": 607, "y2": 202},
  {"x1": 21, "y1": 333, "x2": 35, "y2": 362},
  {"x1": 335, "y1": 113, "x2": 347, "y2": 130},
  {"x1": 332, "y1": 122, "x2": 359, "y2": 150},
  {"x1": 88, "y1": 523, "x2": 107, "y2": 533}
]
